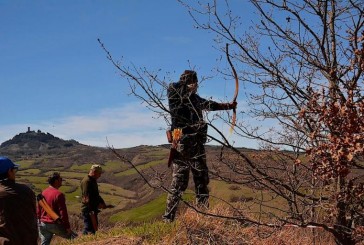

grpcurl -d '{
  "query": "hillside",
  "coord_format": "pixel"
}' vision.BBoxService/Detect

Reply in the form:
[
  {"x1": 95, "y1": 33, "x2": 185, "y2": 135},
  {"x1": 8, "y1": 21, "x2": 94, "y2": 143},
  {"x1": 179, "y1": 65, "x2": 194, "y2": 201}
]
[
  {"x1": 0, "y1": 130, "x2": 340, "y2": 244},
  {"x1": 1, "y1": 128, "x2": 80, "y2": 153},
  {"x1": 0, "y1": 129, "x2": 267, "y2": 244},
  {"x1": 0, "y1": 130, "x2": 230, "y2": 213},
  {"x1": 0, "y1": 129, "x2": 174, "y2": 228},
  {"x1": 0, "y1": 129, "x2": 253, "y2": 206}
]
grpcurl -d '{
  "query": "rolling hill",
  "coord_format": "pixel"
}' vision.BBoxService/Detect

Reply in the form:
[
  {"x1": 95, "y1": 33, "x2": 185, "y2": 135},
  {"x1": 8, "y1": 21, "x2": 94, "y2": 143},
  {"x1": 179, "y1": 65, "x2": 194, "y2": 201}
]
[
  {"x1": 0, "y1": 129, "x2": 255, "y2": 232},
  {"x1": 0, "y1": 129, "x2": 342, "y2": 244},
  {"x1": 0, "y1": 129, "x2": 173, "y2": 226}
]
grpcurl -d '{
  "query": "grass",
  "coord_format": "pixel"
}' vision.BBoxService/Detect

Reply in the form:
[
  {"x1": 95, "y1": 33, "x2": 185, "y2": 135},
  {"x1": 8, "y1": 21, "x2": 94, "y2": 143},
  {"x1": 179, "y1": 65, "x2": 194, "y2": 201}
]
[
  {"x1": 69, "y1": 161, "x2": 127, "y2": 172},
  {"x1": 109, "y1": 193, "x2": 167, "y2": 223},
  {"x1": 58, "y1": 203, "x2": 337, "y2": 245},
  {"x1": 45, "y1": 171, "x2": 86, "y2": 179},
  {"x1": 20, "y1": 168, "x2": 42, "y2": 175},
  {"x1": 120, "y1": 220, "x2": 177, "y2": 243},
  {"x1": 58, "y1": 220, "x2": 177, "y2": 245},
  {"x1": 61, "y1": 182, "x2": 136, "y2": 213},
  {"x1": 17, "y1": 175, "x2": 47, "y2": 186},
  {"x1": 209, "y1": 179, "x2": 290, "y2": 218},
  {"x1": 143, "y1": 148, "x2": 170, "y2": 158},
  {"x1": 98, "y1": 183, "x2": 136, "y2": 198},
  {"x1": 115, "y1": 159, "x2": 166, "y2": 177},
  {"x1": 15, "y1": 168, "x2": 139, "y2": 215},
  {"x1": 17, "y1": 168, "x2": 329, "y2": 244},
  {"x1": 69, "y1": 163, "x2": 93, "y2": 172},
  {"x1": 103, "y1": 161, "x2": 128, "y2": 172},
  {"x1": 109, "y1": 192, "x2": 195, "y2": 224},
  {"x1": 209, "y1": 179, "x2": 255, "y2": 202},
  {"x1": 4, "y1": 144, "x2": 347, "y2": 244},
  {"x1": 16, "y1": 159, "x2": 35, "y2": 168},
  {"x1": 16, "y1": 164, "x2": 288, "y2": 225}
]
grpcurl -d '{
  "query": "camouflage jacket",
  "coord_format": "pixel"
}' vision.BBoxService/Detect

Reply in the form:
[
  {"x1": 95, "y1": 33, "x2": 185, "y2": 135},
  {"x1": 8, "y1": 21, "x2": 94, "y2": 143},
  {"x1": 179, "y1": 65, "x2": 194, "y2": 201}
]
[{"x1": 168, "y1": 81, "x2": 227, "y2": 140}]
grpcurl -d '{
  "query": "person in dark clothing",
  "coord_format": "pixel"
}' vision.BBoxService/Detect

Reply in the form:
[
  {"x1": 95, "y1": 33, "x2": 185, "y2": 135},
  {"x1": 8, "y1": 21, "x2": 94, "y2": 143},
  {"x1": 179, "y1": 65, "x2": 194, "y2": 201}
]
[
  {"x1": 38, "y1": 172, "x2": 76, "y2": 245},
  {"x1": 0, "y1": 156, "x2": 38, "y2": 245},
  {"x1": 163, "y1": 70, "x2": 237, "y2": 222},
  {"x1": 80, "y1": 165, "x2": 113, "y2": 234}
]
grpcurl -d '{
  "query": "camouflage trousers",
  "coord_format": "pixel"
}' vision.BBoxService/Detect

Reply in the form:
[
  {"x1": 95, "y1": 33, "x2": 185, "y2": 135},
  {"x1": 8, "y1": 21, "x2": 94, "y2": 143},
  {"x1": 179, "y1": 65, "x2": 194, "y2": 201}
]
[{"x1": 163, "y1": 141, "x2": 209, "y2": 221}]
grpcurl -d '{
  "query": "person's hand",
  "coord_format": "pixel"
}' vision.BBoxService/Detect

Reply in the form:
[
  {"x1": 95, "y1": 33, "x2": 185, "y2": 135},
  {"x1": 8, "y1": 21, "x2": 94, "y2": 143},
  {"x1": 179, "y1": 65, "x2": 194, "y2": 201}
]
[
  {"x1": 230, "y1": 101, "x2": 237, "y2": 110},
  {"x1": 105, "y1": 204, "x2": 115, "y2": 209},
  {"x1": 98, "y1": 203, "x2": 106, "y2": 209}
]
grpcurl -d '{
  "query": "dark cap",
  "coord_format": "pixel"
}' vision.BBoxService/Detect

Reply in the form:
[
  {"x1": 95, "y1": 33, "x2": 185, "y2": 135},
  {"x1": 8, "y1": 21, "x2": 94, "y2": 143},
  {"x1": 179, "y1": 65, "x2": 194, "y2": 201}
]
[
  {"x1": 180, "y1": 70, "x2": 197, "y2": 84},
  {"x1": 0, "y1": 157, "x2": 20, "y2": 174}
]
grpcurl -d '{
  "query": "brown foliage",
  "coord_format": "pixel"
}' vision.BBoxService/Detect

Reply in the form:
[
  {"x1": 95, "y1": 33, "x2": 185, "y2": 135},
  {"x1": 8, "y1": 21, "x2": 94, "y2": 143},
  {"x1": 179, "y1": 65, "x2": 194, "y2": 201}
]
[
  {"x1": 161, "y1": 204, "x2": 336, "y2": 245},
  {"x1": 300, "y1": 94, "x2": 364, "y2": 180}
]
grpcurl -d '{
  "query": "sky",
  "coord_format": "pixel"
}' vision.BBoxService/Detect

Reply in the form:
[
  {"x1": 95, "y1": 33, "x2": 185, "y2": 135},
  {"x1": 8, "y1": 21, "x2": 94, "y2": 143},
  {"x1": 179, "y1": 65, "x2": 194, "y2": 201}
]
[{"x1": 0, "y1": 0, "x2": 255, "y2": 148}]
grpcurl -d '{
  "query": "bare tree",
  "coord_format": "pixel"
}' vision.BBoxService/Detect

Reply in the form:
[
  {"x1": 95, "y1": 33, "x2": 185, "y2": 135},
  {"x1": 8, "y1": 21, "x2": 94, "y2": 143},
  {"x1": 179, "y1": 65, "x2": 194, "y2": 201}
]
[{"x1": 100, "y1": 0, "x2": 364, "y2": 244}]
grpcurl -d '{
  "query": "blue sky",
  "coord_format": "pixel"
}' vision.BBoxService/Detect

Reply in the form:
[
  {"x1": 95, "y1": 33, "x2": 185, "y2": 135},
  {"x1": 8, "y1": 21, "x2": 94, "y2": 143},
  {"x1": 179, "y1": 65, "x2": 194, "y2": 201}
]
[{"x1": 0, "y1": 0, "x2": 253, "y2": 148}]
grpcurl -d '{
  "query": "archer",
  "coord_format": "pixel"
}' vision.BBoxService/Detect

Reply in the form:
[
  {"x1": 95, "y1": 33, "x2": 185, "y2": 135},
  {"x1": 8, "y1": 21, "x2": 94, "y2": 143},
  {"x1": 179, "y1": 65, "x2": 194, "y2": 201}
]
[{"x1": 163, "y1": 70, "x2": 237, "y2": 222}]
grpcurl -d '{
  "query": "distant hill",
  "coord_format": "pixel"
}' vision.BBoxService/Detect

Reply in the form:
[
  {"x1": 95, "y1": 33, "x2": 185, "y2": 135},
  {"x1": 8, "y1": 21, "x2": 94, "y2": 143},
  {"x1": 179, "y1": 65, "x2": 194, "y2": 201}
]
[
  {"x1": 0, "y1": 129, "x2": 172, "y2": 228},
  {"x1": 0, "y1": 129, "x2": 82, "y2": 155},
  {"x1": 0, "y1": 128, "x2": 258, "y2": 237}
]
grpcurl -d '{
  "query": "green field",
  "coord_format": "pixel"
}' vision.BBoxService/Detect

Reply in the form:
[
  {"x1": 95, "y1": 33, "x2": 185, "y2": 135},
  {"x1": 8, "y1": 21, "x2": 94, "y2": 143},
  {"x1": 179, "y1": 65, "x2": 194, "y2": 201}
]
[{"x1": 6, "y1": 143, "x2": 280, "y2": 227}]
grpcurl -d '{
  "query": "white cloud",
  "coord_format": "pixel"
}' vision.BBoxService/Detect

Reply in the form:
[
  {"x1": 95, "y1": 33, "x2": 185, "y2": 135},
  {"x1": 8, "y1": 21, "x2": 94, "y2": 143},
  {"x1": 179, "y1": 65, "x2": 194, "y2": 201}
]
[
  {"x1": 0, "y1": 101, "x2": 262, "y2": 149},
  {"x1": 0, "y1": 103, "x2": 167, "y2": 148}
]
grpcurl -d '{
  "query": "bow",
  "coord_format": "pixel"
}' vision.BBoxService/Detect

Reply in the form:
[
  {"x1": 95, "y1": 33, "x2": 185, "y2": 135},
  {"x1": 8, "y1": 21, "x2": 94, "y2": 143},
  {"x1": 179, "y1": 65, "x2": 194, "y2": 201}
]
[{"x1": 226, "y1": 43, "x2": 239, "y2": 134}]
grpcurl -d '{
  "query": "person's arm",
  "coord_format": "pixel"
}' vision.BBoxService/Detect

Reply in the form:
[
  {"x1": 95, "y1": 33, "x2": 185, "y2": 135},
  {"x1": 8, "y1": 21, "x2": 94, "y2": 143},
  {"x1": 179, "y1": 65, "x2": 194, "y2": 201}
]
[
  {"x1": 96, "y1": 191, "x2": 115, "y2": 209},
  {"x1": 57, "y1": 193, "x2": 71, "y2": 230},
  {"x1": 20, "y1": 186, "x2": 39, "y2": 242},
  {"x1": 97, "y1": 195, "x2": 106, "y2": 209},
  {"x1": 80, "y1": 178, "x2": 90, "y2": 207},
  {"x1": 199, "y1": 95, "x2": 237, "y2": 111},
  {"x1": 97, "y1": 195, "x2": 114, "y2": 209},
  {"x1": 36, "y1": 195, "x2": 42, "y2": 221},
  {"x1": 30, "y1": 189, "x2": 39, "y2": 236},
  {"x1": 214, "y1": 101, "x2": 237, "y2": 110}
]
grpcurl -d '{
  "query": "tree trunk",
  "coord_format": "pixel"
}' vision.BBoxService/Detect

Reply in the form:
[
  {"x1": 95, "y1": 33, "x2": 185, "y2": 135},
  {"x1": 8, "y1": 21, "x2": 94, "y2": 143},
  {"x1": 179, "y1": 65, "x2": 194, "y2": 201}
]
[{"x1": 335, "y1": 177, "x2": 355, "y2": 245}]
